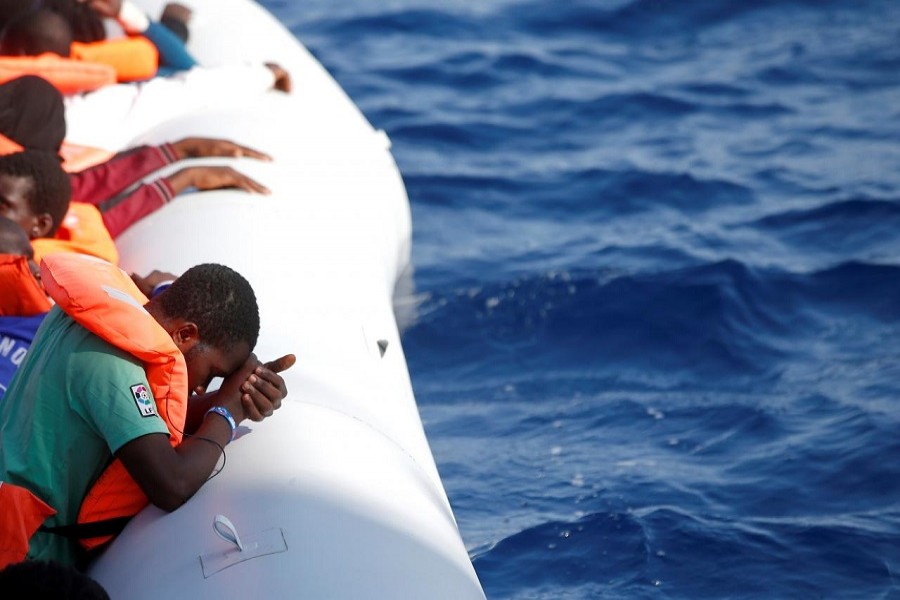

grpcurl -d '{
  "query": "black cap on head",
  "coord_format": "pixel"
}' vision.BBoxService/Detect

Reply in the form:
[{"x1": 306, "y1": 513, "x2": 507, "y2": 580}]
[{"x1": 0, "y1": 75, "x2": 66, "y2": 153}]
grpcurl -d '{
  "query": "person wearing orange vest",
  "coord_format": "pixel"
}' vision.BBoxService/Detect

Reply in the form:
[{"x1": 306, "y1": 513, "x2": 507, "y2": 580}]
[
  {"x1": 0, "y1": 76, "x2": 273, "y2": 241},
  {"x1": 0, "y1": 8, "x2": 157, "y2": 85},
  {"x1": 0, "y1": 149, "x2": 120, "y2": 265},
  {"x1": 0, "y1": 253, "x2": 295, "y2": 568},
  {"x1": 0, "y1": 217, "x2": 51, "y2": 400},
  {"x1": 0, "y1": 1, "x2": 200, "y2": 85}
]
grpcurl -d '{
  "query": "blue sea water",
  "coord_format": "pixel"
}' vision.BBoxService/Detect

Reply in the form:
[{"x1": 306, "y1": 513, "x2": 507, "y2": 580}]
[{"x1": 266, "y1": 1, "x2": 900, "y2": 597}]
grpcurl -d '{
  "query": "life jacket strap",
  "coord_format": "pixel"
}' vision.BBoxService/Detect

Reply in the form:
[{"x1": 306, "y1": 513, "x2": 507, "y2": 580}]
[{"x1": 39, "y1": 516, "x2": 131, "y2": 540}]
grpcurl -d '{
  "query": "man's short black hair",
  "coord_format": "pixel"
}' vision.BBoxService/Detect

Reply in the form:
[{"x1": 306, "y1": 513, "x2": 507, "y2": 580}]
[
  {"x1": 159, "y1": 263, "x2": 260, "y2": 351},
  {"x1": 0, "y1": 150, "x2": 71, "y2": 235}
]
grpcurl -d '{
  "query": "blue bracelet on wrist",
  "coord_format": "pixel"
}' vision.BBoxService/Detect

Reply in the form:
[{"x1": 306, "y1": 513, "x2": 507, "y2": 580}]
[{"x1": 206, "y1": 406, "x2": 236, "y2": 443}]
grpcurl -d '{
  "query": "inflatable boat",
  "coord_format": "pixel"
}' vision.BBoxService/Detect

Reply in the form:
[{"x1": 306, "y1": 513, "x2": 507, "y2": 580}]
[{"x1": 68, "y1": 1, "x2": 485, "y2": 597}]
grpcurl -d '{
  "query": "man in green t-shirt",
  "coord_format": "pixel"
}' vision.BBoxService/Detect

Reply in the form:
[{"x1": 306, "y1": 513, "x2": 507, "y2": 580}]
[{"x1": 0, "y1": 262, "x2": 294, "y2": 566}]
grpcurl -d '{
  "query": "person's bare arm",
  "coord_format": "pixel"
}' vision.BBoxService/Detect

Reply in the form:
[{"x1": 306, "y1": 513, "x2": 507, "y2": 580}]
[
  {"x1": 115, "y1": 353, "x2": 294, "y2": 511},
  {"x1": 164, "y1": 166, "x2": 271, "y2": 195},
  {"x1": 170, "y1": 138, "x2": 271, "y2": 161}
]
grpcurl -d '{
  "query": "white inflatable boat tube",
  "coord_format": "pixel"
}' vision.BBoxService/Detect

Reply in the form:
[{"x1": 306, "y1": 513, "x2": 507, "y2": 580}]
[{"x1": 76, "y1": 1, "x2": 485, "y2": 597}]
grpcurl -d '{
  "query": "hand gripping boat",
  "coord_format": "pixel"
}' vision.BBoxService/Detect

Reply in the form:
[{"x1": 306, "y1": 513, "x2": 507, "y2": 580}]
[{"x1": 78, "y1": 1, "x2": 486, "y2": 597}]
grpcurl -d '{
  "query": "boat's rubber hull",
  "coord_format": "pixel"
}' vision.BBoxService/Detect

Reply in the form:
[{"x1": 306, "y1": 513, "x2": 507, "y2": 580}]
[{"x1": 83, "y1": 2, "x2": 484, "y2": 597}]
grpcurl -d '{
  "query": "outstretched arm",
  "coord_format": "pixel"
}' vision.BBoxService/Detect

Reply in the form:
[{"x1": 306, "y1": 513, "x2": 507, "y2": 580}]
[
  {"x1": 99, "y1": 163, "x2": 270, "y2": 237},
  {"x1": 164, "y1": 166, "x2": 271, "y2": 195},
  {"x1": 70, "y1": 145, "x2": 174, "y2": 205},
  {"x1": 171, "y1": 138, "x2": 272, "y2": 161}
]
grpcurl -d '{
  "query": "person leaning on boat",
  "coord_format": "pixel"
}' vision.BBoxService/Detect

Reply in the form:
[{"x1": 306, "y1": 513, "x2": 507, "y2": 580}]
[{"x1": 0, "y1": 252, "x2": 295, "y2": 569}]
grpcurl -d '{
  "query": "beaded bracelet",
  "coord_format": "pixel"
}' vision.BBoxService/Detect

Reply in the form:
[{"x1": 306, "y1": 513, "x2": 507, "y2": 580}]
[{"x1": 206, "y1": 406, "x2": 236, "y2": 443}]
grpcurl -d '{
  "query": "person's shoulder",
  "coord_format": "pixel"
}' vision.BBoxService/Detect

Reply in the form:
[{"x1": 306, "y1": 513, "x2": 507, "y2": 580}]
[
  {"x1": 73, "y1": 330, "x2": 144, "y2": 372},
  {"x1": 54, "y1": 312, "x2": 144, "y2": 377}
]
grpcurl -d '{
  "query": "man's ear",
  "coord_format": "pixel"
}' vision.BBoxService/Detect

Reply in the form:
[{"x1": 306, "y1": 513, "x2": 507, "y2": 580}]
[
  {"x1": 30, "y1": 213, "x2": 54, "y2": 239},
  {"x1": 171, "y1": 322, "x2": 200, "y2": 354}
]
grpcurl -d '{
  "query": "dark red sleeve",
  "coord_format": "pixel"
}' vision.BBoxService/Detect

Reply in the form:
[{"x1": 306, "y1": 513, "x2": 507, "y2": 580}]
[
  {"x1": 69, "y1": 143, "x2": 178, "y2": 205},
  {"x1": 99, "y1": 178, "x2": 176, "y2": 238}
]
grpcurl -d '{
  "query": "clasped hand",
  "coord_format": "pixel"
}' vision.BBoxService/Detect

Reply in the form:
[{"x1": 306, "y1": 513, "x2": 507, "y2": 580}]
[{"x1": 212, "y1": 353, "x2": 296, "y2": 423}]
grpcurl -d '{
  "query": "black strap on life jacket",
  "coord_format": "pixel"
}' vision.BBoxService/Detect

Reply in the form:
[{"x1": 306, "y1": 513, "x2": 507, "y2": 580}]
[{"x1": 39, "y1": 516, "x2": 131, "y2": 539}]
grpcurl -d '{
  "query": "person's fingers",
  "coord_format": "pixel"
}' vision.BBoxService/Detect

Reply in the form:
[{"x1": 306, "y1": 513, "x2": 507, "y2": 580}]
[
  {"x1": 194, "y1": 167, "x2": 270, "y2": 194},
  {"x1": 253, "y1": 367, "x2": 287, "y2": 398},
  {"x1": 233, "y1": 173, "x2": 271, "y2": 195},
  {"x1": 240, "y1": 380, "x2": 274, "y2": 420},
  {"x1": 174, "y1": 138, "x2": 272, "y2": 161},
  {"x1": 240, "y1": 392, "x2": 266, "y2": 421},
  {"x1": 206, "y1": 141, "x2": 269, "y2": 160},
  {"x1": 263, "y1": 354, "x2": 296, "y2": 374},
  {"x1": 226, "y1": 174, "x2": 269, "y2": 195},
  {"x1": 265, "y1": 63, "x2": 292, "y2": 93},
  {"x1": 228, "y1": 143, "x2": 271, "y2": 161},
  {"x1": 245, "y1": 374, "x2": 283, "y2": 410},
  {"x1": 276, "y1": 74, "x2": 292, "y2": 93}
]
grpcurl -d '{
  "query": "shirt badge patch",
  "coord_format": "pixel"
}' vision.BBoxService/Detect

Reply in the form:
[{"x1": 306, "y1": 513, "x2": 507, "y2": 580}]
[{"x1": 131, "y1": 384, "x2": 156, "y2": 417}]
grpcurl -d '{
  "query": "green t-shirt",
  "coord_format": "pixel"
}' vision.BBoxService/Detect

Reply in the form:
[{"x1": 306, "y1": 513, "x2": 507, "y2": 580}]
[{"x1": 0, "y1": 306, "x2": 169, "y2": 565}]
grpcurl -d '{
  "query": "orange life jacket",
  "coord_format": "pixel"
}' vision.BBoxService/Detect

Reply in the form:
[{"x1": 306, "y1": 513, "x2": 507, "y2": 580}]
[
  {"x1": 71, "y1": 37, "x2": 158, "y2": 83},
  {"x1": 32, "y1": 203, "x2": 120, "y2": 266},
  {"x1": 0, "y1": 54, "x2": 115, "y2": 94},
  {"x1": 0, "y1": 254, "x2": 51, "y2": 317},
  {"x1": 0, "y1": 253, "x2": 188, "y2": 563},
  {"x1": 43, "y1": 253, "x2": 189, "y2": 550},
  {"x1": 0, "y1": 481, "x2": 56, "y2": 569}
]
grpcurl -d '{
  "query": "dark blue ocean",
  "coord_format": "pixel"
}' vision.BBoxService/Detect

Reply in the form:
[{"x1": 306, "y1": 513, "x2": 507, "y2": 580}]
[{"x1": 266, "y1": 1, "x2": 900, "y2": 597}]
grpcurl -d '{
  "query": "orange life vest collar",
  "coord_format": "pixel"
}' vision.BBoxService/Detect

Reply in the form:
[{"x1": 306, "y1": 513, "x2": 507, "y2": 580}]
[{"x1": 41, "y1": 253, "x2": 187, "y2": 441}]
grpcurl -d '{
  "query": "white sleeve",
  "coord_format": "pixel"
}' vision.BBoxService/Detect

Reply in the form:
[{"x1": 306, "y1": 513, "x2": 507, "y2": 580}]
[
  {"x1": 117, "y1": 1, "x2": 151, "y2": 34},
  {"x1": 63, "y1": 65, "x2": 277, "y2": 150}
]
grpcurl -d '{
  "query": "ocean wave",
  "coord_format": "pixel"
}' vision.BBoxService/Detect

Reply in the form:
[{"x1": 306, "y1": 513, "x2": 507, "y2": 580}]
[
  {"x1": 311, "y1": 8, "x2": 483, "y2": 40},
  {"x1": 473, "y1": 512, "x2": 648, "y2": 594},
  {"x1": 405, "y1": 167, "x2": 755, "y2": 216},
  {"x1": 404, "y1": 262, "x2": 784, "y2": 385},
  {"x1": 284, "y1": 0, "x2": 900, "y2": 596},
  {"x1": 629, "y1": 506, "x2": 898, "y2": 598},
  {"x1": 405, "y1": 260, "x2": 900, "y2": 391},
  {"x1": 746, "y1": 198, "x2": 900, "y2": 255},
  {"x1": 502, "y1": 0, "x2": 844, "y2": 39}
]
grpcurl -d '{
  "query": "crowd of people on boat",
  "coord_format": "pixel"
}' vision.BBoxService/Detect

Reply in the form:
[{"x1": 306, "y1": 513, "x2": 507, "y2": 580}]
[{"x1": 0, "y1": 0, "x2": 296, "y2": 591}]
